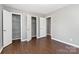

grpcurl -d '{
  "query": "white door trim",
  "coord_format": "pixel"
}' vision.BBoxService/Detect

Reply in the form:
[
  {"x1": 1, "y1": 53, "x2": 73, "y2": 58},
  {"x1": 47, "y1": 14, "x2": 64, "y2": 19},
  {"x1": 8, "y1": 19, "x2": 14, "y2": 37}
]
[{"x1": 11, "y1": 12, "x2": 22, "y2": 40}]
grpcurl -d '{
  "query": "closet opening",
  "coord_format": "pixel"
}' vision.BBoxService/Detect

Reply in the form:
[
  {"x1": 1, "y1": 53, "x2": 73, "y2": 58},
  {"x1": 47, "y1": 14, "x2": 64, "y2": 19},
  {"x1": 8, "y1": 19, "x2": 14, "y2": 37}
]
[
  {"x1": 46, "y1": 17, "x2": 51, "y2": 37},
  {"x1": 12, "y1": 14, "x2": 21, "y2": 41},
  {"x1": 31, "y1": 16, "x2": 37, "y2": 39}
]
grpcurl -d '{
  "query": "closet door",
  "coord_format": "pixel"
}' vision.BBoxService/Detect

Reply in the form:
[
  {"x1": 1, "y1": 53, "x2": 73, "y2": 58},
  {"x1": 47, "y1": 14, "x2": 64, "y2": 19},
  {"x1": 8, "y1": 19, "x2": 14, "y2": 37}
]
[
  {"x1": 26, "y1": 14, "x2": 32, "y2": 41},
  {"x1": 39, "y1": 17, "x2": 46, "y2": 37},
  {"x1": 3, "y1": 10, "x2": 12, "y2": 47}
]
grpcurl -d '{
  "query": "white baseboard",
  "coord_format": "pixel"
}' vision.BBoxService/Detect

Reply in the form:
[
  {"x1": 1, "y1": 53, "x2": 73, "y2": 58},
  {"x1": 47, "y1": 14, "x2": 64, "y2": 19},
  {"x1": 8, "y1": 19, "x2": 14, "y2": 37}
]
[
  {"x1": 26, "y1": 39, "x2": 31, "y2": 42},
  {"x1": 21, "y1": 39, "x2": 27, "y2": 42},
  {"x1": 13, "y1": 38, "x2": 21, "y2": 40},
  {"x1": 0, "y1": 47, "x2": 3, "y2": 53},
  {"x1": 52, "y1": 38, "x2": 79, "y2": 48},
  {"x1": 37, "y1": 37, "x2": 41, "y2": 39},
  {"x1": 32, "y1": 36, "x2": 36, "y2": 37},
  {"x1": 21, "y1": 39, "x2": 32, "y2": 42}
]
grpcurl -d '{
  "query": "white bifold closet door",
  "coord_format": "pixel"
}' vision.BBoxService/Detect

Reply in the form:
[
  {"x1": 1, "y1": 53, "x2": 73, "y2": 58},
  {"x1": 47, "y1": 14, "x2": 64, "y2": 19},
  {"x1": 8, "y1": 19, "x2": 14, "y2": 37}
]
[
  {"x1": 39, "y1": 17, "x2": 46, "y2": 37},
  {"x1": 3, "y1": 10, "x2": 12, "y2": 47}
]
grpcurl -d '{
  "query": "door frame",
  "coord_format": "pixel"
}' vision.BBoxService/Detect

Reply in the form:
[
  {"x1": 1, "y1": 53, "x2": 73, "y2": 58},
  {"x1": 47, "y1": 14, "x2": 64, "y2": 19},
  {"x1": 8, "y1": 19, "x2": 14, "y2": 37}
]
[
  {"x1": 31, "y1": 16, "x2": 37, "y2": 38},
  {"x1": 36, "y1": 16, "x2": 39, "y2": 38},
  {"x1": 46, "y1": 17, "x2": 51, "y2": 35},
  {"x1": 30, "y1": 15, "x2": 39, "y2": 39},
  {"x1": 32, "y1": 16, "x2": 39, "y2": 39},
  {"x1": 11, "y1": 12, "x2": 22, "y2": 40},
  {"x1": 46, "y1": 16, "x2": 52, "y2": 38}
]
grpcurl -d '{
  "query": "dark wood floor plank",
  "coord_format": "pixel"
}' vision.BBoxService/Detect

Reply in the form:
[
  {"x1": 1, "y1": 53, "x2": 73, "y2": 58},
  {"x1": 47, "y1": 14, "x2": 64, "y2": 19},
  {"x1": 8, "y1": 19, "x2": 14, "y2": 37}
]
[{"x1": 1, "y1": 36, "x2": 79, "y2": 54}]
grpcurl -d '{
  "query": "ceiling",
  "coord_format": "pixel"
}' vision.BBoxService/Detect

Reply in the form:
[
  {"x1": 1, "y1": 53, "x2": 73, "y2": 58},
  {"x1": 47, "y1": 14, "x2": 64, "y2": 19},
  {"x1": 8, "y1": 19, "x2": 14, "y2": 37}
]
[{"x1": 4, "y1": 4, "x2": 69, "y2": 16}]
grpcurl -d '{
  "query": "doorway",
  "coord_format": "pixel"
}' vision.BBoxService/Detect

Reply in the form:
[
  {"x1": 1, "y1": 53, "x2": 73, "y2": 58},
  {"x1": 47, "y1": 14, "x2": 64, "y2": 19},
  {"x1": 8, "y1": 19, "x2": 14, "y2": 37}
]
[
  {"x1": 31, "y1": 16, "x2": 37, "y2": 38},
  {"x1": 46, "y1": 17, "x2": 51, "y2": 36},
  {"x1": 12, "y1": 14, "x2": 21, "y2": 40}
]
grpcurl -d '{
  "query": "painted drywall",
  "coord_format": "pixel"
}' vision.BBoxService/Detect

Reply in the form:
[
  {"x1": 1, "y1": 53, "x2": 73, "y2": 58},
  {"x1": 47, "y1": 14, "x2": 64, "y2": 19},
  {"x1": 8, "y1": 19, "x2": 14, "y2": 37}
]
[
  {"x1": 21, "y1": 14, "x2": 27, "y2": 41},
  {"x1": 50, "y1": 5, "x2": 79, "y2": 46},
  {"x1": 39, "y1": 17, "x2": 46, "y2": 37},
  {"x1": 0, "y1": 5, "x2": 3, "y2": 49},
  {"x1": 36, "y1": 17, "x2": 40, "y2": 38},
  {"x1": 26, "y1": 14, "x2": 32, "y2": 41}
]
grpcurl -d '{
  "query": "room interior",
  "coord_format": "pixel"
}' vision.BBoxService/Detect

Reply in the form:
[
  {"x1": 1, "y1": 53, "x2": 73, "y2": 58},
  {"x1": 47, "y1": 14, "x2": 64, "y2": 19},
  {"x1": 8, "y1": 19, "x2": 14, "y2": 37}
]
[{"x1": 0, "y1": 4, "x2": 79, "y2": 54}]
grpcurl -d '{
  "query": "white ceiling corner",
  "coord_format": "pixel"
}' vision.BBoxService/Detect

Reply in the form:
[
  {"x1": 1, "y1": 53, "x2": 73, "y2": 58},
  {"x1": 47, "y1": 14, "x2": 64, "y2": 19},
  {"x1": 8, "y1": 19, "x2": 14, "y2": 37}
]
[{"x1": 4, "y1": 4, "x2": 69, "y2": 16}]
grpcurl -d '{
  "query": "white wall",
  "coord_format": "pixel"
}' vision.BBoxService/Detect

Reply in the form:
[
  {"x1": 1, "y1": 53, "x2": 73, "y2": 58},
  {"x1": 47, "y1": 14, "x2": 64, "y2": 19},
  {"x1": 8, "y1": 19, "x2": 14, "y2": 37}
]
[
  {"x1": 26, "y1": 14, "x2": 32, "y2": 41},
  {"x1": 21, "y1": 14, "x2": 27, "y2": 41},
  {"x1": 50, "y1": 5, "x2": 79, "y2": 46},
  {"x1": 36, "y1": 17, "x2": 40, "y2": 38},
  {"x1": 0, "y1": 5, "x2": 3, "y2": 49},
  {"x1": 39, "y1": 17, "x2": 46, "y2": 37}
]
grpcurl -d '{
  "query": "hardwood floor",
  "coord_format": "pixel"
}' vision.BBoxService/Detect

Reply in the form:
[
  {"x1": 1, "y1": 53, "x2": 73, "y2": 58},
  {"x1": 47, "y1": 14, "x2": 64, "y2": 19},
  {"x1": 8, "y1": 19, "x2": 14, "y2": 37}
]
[{"x1": 1, "y1": 36, "x2": 79, "y2": 54}]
